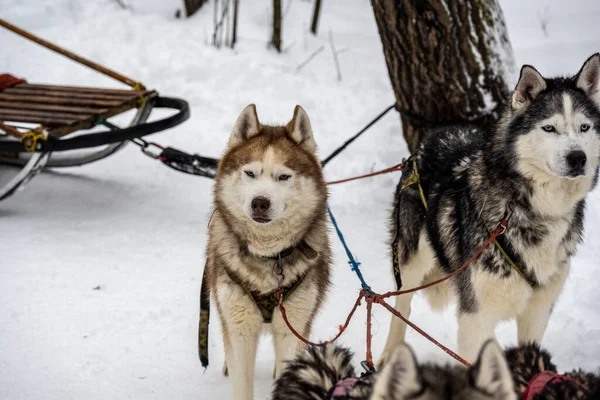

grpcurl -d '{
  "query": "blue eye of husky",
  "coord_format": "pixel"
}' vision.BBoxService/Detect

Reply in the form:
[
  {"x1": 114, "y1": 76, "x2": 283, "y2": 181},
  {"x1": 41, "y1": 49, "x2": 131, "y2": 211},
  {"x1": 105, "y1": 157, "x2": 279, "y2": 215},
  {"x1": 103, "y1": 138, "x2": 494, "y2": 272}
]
[
  {"x1": 244, "y1": 170, "x2": 255, "y2": 178},
  {"x1": 278, "y1": 174, "x2": 291, "y2": 181},
  {"x1": 581, "y1": 123, "x2": 590, "y2": 132},
  {"x1": 541, "y1": 125, "x2": 556, "y2": 133}
]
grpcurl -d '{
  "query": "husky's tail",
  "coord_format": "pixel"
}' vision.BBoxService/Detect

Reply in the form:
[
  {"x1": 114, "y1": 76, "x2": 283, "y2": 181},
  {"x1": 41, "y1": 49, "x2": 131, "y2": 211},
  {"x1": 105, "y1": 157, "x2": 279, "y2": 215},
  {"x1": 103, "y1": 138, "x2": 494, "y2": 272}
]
[
  {"x1": 198, "y1": 265, "x2": 210, "y2": 368},
  {"x1": 272, "y1": 345, "x2": 356, "y2": 400},
  {"x1": 504, "y1": 342, "x2": 557, "y2": 395}
]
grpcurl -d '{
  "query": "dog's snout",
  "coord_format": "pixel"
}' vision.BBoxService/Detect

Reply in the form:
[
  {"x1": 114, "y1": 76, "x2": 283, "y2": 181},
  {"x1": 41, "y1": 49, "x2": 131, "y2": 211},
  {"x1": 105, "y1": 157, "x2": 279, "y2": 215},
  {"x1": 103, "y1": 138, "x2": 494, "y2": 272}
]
[
  {"x1": 566, "y1": 150, "x2": 587, "y2": 172},
  {"x1": 251, "y1": 196, "x2": 271, "y2": 212}
]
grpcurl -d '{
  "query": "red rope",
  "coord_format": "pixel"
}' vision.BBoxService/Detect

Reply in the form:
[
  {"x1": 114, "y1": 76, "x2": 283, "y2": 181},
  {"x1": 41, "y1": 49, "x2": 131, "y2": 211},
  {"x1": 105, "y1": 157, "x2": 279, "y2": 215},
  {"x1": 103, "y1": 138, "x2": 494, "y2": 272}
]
[
  {"x1": 276, "y1": 220, "x2": 509, "y2": 369},
  {"x1": 375, "y1": 297, "x2": 471, "y2": 367},
  {"x1": 276, "y1": 289, "x2": 367, "y2": 347},
  {"x1": 365, "y1": 297, "x2": 374, "y2": 368},
  {"x1": 379, "y1": 221, "x2": 506, "y2": 299},
  {"x1": 327, "y1": 162, "x2": 404, "y2": 185}
]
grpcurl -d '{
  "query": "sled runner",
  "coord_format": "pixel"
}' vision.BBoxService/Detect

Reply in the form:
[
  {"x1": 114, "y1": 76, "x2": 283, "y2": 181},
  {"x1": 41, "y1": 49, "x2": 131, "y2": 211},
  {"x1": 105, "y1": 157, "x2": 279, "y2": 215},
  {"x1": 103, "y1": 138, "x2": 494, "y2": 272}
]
[{"x1": 0, "y1": 19, "x2": 190, "y2": 201}]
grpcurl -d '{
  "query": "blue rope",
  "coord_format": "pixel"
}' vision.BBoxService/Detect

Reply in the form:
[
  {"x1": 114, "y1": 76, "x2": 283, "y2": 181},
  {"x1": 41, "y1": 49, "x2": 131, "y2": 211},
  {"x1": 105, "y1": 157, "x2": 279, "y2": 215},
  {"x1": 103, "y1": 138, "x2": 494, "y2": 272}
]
[{"x1": 327, "y1": 207, "x2": 371, "y2": 291}]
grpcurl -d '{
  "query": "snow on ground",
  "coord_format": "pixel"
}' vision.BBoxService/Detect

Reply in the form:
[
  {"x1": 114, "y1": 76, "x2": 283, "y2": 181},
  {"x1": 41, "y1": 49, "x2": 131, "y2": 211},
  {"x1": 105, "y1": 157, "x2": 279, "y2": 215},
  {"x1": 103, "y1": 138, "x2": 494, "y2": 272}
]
[{"x1": 1, "y1": 0, "x2": 599, "y2": 398}]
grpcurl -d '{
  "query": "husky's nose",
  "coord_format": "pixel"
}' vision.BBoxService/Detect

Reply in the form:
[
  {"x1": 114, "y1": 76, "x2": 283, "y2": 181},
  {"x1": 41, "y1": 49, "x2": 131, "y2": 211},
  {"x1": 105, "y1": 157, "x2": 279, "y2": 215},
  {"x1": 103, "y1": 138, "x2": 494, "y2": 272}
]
[
  {"x1": 566, "y1": 150, "x2": 587, "y2": 175},
  {"x1": 251, "y1": 196, "x2": 271, "y2": 213}
]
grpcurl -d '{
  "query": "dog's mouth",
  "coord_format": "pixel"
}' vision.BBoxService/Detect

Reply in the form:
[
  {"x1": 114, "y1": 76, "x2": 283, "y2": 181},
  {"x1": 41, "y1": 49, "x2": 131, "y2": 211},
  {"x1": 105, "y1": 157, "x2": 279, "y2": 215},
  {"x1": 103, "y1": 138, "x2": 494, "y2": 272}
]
[{"x1": 252, "y1": 216, "x2": 272, "y2": 224}]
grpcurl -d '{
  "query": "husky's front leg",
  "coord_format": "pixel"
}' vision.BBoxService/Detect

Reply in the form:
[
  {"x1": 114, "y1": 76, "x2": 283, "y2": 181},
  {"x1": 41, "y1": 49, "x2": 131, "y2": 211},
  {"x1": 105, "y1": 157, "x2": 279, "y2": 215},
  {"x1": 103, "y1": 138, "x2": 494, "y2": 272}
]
[
  {"x1": 272, "y1": 287, "x2": 317, "y2": 378},
  {"x1": 517, "y1": 262, "x2": 569, "y2": 344},
  {"x1": 457, "y1": 310, "x2": 501, "y2": 363},
  {"x1": 218, "y1": 287, "x2": 262, "y2": 400}
]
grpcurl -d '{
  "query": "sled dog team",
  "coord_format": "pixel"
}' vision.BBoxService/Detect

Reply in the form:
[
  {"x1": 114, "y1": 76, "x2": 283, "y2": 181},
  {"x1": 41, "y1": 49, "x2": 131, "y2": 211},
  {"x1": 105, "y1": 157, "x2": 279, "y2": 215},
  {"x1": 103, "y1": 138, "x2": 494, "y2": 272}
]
[{"x1": 203, "y1": 54, "x2": 600, "y2": 399}]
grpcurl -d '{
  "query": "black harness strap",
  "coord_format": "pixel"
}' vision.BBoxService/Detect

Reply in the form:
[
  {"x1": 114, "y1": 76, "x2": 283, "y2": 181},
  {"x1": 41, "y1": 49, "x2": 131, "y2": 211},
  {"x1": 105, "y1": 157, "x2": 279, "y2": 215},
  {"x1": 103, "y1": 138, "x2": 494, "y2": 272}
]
[
  {"x1": 198, "y1": 265, "x2": 211, "y2": 368},
  {"x1": 197, "y1": 241, "x2": 316, "y2": 368}
]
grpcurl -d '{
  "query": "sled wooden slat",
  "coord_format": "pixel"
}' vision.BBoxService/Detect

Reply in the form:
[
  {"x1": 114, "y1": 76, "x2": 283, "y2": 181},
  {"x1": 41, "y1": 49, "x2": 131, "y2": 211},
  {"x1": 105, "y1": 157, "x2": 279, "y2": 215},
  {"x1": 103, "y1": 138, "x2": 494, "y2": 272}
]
[
  {"x1": 0, "y1": 82, "x2": 157, "y2": 137},
  {"x1": 0, "y1": 100, "x2": 109, "y2": 115},
  {"x1": 4, "y1": 87, "x2": 143, "y2": 101},
  {"x1": 0, "y1": 113, "x2": 78, "y2": 126},
  {"x1": 0, "y1": 93, "x2": 125, "y2": 107},
  {"x1": 17, "y1": 83, "x2": 152, "y2": 96},
  {"x1": 0, "y1": 108, "x2": 93, "y2": 121}
]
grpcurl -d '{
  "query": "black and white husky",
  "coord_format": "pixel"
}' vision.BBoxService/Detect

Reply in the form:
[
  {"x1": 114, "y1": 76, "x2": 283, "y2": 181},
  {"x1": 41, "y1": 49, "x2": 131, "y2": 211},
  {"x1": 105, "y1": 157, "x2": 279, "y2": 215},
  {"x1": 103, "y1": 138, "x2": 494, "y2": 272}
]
[
  {"x1": 272, "y1": 341, "x2": 516, "y2": 399},
  {"x1": 379, "y1": 53, "x2": 600, "y2": 364}
]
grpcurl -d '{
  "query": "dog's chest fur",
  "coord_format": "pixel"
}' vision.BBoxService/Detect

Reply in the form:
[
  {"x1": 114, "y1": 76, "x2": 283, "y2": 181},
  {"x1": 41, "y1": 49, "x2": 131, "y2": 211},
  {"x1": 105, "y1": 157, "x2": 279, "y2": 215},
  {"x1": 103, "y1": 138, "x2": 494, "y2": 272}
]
[{"x1": 206, "y1": 210, "x2": 330, "y2": 294}]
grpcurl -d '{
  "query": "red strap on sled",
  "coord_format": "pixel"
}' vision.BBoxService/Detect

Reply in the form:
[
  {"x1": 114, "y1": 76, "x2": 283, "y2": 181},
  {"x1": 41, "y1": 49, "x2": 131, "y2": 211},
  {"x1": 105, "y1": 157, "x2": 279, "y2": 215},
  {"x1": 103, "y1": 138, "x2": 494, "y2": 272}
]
[
  {"x1": 523, "y1": 371, "x2": 589, "y2": 399},
  {"x1": 0, "y1": 73, "x2": 26, "y2": 89}
]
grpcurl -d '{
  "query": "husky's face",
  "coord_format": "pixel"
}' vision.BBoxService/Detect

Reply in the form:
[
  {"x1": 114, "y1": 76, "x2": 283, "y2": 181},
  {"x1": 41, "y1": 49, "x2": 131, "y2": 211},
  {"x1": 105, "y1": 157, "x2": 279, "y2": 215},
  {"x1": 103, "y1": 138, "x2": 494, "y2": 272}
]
[
  {"x1": 215, "y1": 104, "x2": 326, "y2": 252},
  {"x1": 371, "y1": 341, "x2": 516, "y2": 400},
  {"x1": 509, "y1": 54, "x2": 600, "y2": 181}
]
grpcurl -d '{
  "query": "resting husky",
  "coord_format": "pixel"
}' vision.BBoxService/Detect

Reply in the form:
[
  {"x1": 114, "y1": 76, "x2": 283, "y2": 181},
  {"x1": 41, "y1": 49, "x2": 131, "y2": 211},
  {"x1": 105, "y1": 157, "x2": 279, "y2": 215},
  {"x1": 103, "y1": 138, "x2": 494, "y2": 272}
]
[
  {"x1": 379, "y1": 53, "x2": 600, "y2": 364},
  {"x1": 272, "y1": 340, "x2": 516, "y2": 399},
  {"x1": 505, "y1": 343, "x2": 600, "y2": 399},
  {"x1": 200, "y1": 104, "x2": 331, "y2": 400}
]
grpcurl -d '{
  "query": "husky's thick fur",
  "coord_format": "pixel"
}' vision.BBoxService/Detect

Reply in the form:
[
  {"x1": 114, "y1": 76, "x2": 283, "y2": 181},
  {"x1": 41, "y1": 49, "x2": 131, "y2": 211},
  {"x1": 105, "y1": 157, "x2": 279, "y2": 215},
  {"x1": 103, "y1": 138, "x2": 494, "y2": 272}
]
[
  {"x1": 379, "y1": 53, "x2": 600, "y2": 364},
  {"x1": 272, "y1": 340, "x2": 516, "y2": 399},
  {"x1": 505, "y1": 343, "x2": 600, "y2": 399},
  {"x1": 205, "y1": 104, "x2": 331, "y2": 400}
]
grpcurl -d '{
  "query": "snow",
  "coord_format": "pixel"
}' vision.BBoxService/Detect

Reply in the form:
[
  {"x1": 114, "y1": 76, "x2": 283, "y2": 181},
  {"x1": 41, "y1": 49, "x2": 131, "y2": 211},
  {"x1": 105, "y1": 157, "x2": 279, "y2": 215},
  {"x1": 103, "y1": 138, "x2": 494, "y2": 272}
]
[{"x1": 1, "y1": 0, "x2": 599, "y2": 399}]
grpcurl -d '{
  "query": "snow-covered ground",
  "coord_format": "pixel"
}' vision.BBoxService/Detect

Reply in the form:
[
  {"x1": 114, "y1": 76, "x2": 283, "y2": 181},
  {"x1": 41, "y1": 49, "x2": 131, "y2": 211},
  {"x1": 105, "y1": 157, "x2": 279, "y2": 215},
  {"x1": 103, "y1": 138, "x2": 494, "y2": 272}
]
[{"x1": 1, "y1": 0, "x2": 599, "y2": 398}]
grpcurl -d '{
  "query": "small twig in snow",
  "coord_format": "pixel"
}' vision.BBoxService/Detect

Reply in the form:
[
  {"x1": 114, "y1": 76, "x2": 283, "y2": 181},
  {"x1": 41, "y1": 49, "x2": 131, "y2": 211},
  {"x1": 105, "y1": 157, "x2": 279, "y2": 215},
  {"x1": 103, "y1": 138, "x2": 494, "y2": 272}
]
[
  {"x1": 283, "y1": 40, "x2": 297, "y2": 53},
  {"x1": 115, "y1": 0, "x2": 128, "y2": 9},
  {"x1": 539, "y1": 6, "x2": 550, "y2": 38},
  {"x1": 296, "y1": 45, "x2": 325, "y2": 72},
  {"x1": 329, "y1": 30, "x2": 342, "y2": 81},
  {"x1": 336, "y1": 47, "x2": 349, "y2": 55}
]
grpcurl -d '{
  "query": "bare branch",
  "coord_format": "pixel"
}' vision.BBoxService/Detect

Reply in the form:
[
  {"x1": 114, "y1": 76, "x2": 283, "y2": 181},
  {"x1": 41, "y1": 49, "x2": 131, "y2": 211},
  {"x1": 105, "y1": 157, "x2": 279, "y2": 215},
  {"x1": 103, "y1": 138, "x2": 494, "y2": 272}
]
[
  {"x1": 296, "y1": 45, "x2": 325, "y2": 72},
  {"x1": 310, "y1": 0, "x2": 322, "y2": 35},
  {"x1": 231, "y1": 0, "x2": 240, "y2": 48},
  {"x1": 329, "y1": 30, "x2": 342, "y2": 81},
  {"x1": 213, "y1": 0, "x2": 231, "y2": 48}
]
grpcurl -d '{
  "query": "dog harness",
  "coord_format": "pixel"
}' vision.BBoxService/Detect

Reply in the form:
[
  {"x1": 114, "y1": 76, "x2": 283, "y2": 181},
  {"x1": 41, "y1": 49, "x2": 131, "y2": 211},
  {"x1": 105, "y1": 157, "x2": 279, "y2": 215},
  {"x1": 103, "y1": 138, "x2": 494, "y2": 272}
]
[
  {"x1": 198, "y1": 240, "x2": 317, "y2": 368},
  {"x1": 523, "y1": 371, "x2": 590, "y2": 399},
  {"x1": 392, "y1": 158, "x2": 537, "y2": 291}
]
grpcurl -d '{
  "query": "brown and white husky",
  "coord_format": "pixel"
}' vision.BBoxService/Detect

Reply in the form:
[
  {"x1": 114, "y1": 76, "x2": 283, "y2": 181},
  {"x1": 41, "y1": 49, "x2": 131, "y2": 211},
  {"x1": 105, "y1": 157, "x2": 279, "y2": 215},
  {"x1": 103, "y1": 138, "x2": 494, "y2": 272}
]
[{"x1": 201, "y1": 104, "x2": 332, "y2": 400}]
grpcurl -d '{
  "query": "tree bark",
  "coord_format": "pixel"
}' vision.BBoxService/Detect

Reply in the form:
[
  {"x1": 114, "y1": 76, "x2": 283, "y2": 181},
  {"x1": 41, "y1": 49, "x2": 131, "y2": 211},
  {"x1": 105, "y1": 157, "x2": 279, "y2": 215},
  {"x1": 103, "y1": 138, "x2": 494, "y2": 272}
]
[
  {"x1": 310, "y1": 0, "x2": 322, "y2": 35},
  {"x1": 370, "y1": 0, "x2": 515, "y2": 153},
  {"x1": 271, "y1": 0, "x2": 282, "y2": 52},
  {"x1": 184, "y1": 0, "x2": 208, "y2": 17}
]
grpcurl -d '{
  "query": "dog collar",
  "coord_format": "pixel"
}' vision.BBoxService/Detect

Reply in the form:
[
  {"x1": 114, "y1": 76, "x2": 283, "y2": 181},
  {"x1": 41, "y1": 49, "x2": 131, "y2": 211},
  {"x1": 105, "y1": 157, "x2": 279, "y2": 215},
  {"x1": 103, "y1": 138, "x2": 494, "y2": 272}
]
[{"x1": 255, "y1": 240, "x2": 318, "y2": 261}]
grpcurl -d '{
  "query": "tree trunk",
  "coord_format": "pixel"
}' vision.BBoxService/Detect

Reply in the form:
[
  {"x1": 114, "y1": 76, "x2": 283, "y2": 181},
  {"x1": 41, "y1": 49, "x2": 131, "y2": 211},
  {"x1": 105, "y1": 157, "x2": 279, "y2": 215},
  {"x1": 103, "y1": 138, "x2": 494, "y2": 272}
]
[
  {"x1": 271, "y1": 0, "x2": 282, "y2": 52},
  {"x1": 370, "y1": 0, "x2": 515, "y2": 153},
  {"x1": 184, "y1": 0, "x2": 208, "y2": 17},
  {"x1": 310, "y1": 0, "x2": 322, "y2": 35},
  {"x1": 231, "y1": 0, "x2": 240, "y2": 48}
]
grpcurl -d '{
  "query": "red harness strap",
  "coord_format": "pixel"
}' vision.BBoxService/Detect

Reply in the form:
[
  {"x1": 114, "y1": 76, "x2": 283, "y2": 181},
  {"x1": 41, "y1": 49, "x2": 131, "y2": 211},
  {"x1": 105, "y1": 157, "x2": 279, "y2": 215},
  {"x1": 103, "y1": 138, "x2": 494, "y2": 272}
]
[
  {"x1": 523, "y1": 371, "x2": 590, "y2": 400},
  {"x1": 0, "y1": 74, "x2": 27, "y2": 90}
]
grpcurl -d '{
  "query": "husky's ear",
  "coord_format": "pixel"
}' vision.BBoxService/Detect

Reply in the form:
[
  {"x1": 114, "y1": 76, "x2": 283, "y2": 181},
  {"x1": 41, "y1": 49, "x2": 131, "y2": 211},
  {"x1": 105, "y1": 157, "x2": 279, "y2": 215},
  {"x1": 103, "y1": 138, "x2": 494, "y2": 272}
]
[
  {"x1": 575, "y1": 53, "x2": 600, "y2": 107},
  {"x1": 512, "y1": 65, "x2": 547, "y2": 111},
  {"x1": 470, "y1": 340, "x2": 515, "y2": 398},
  {"x1": 228, "y1": 104, "x2": 261, "y2": 148},
  {"x1": 371, "y1": 344, "x2": 422, "y2": 400},
  {"x1": 288, "y1": 105, "x2": 317, "y2": 153}
]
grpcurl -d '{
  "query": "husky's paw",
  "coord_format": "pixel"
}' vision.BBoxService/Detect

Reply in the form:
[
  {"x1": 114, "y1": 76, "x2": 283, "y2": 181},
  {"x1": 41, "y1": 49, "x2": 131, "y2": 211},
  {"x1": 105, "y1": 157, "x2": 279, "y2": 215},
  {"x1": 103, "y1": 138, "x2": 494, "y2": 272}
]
[{"x1": 223, "y1": 361, "x2": 228, "y2": 377}]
